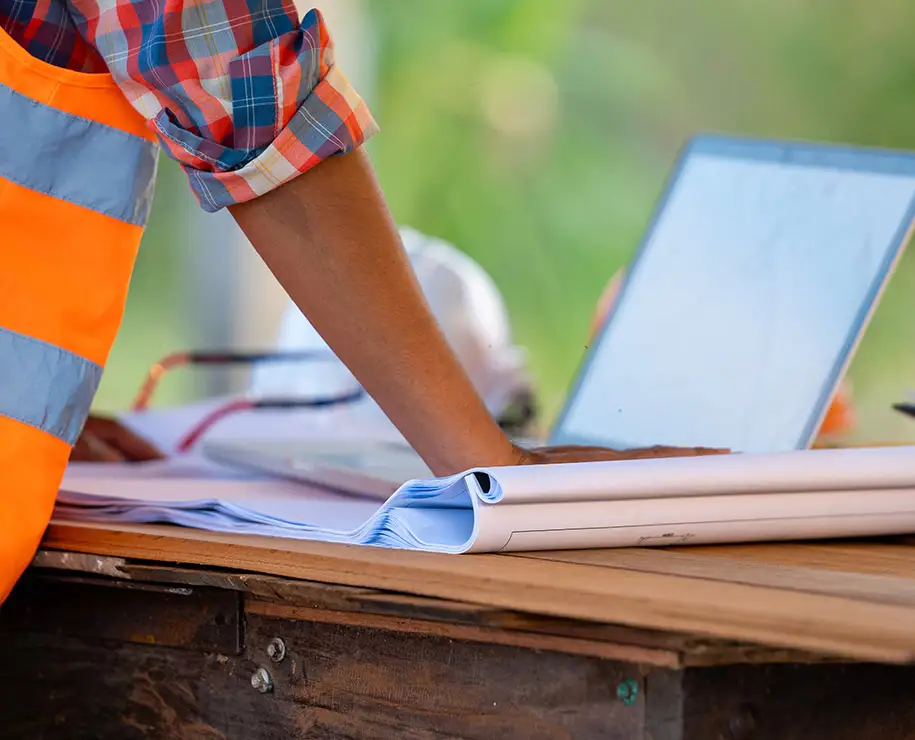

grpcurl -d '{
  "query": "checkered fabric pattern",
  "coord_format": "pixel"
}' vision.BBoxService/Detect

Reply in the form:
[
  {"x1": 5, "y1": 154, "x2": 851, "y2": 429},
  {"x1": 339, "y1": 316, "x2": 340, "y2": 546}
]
[{"x1": 1, "y1": 1, "x2": 377, "y2": 210}]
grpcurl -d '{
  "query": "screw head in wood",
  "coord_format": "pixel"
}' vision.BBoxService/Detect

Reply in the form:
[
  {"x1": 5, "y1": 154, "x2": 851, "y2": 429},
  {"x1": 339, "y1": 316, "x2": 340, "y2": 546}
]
[
  {"x1": 251, "y1": 667, "x2": 273, "y2": 694},
  {"x1": 266, "y1": 637, "x2": 286, "y2": 663},
  {"x1": 616, "y1": 678, "x2": 639, "y2": 706}
]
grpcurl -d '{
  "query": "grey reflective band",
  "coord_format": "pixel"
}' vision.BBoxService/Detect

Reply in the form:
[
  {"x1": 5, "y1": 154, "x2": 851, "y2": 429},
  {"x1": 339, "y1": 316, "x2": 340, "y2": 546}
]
[
  {"x1": 0, "y1": 326, "x2": 102, "y2": 446},
  {"x1": 0, "y1": 83, "x2": 158, "y2": 226}
]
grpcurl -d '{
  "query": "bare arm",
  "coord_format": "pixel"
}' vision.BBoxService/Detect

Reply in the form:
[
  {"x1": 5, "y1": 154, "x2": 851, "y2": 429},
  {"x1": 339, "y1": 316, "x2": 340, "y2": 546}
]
[
  {"x1": 70, "y1": 0, "x2": 724, "y2": 468},
  {"x1": 73, "y1": 150, "x2": 724, "y2": 468},
  {"x1": 229, "y1": 148, "x2": 518, "y2": 476},
  {"x1": 74, "y1": 155, "x2": 724, "y2": 469},
  {"x1": 229, "y1": 149, "x2": 727, "y2": 475}
]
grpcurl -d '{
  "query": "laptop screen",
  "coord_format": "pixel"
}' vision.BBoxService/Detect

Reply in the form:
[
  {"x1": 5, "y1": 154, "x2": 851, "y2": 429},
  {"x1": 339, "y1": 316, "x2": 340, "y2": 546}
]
[{"x1": 552, "y1": 136, "x2": 915, "y2": 453}]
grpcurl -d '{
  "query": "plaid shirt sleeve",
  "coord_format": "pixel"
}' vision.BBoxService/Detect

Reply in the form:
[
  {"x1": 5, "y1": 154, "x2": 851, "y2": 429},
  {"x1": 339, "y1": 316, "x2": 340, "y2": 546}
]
[{"x1": 62, "y1": 2, "x2": 378, "y2": 211}]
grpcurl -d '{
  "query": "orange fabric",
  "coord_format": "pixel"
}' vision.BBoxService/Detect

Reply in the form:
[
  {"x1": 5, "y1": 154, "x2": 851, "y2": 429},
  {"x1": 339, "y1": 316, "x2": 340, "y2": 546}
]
[
  {"x1": 0, "y1": 418, "x2": 69, "y2": 603},
  {"x1": 0, "y1": 177, "x2": 142, "y2": 365},
  {"x1": 0, "y1": 28, "x2": 154, "y2": 141},
  {"x1": 0, "y1": 26, "x2": 151, "y2": 601}
]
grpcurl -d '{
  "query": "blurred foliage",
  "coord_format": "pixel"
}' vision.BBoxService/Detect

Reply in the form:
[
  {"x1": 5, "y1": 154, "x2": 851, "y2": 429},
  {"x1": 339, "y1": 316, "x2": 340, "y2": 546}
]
[
  {"x1": 93, "y1": 160, "x2": 196, "y2": 412},
  {"x1": 102, "y1": 0, "x2": 915, "y2": 443},
  {"x1": 366, "y1": 0, "x2": 915, "y2": 442}
]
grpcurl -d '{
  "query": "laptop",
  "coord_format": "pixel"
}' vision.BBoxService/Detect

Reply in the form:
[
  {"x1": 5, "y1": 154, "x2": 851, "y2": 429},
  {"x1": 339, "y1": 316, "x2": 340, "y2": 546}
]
[{"x1": 204, "y1": 134, "x2": 915, "y2": 498}]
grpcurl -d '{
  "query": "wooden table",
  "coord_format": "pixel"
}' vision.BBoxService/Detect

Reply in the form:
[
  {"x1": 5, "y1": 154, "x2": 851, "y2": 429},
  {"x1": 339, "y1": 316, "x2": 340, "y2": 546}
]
[{"x1": 4, "y1": 523, "x2": 915, "y2": 739}]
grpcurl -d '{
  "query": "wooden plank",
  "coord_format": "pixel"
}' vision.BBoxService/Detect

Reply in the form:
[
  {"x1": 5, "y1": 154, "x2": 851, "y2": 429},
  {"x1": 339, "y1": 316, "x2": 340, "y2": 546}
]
[
  {"x1": 674, "y1": 542, "x2": 915, "y2": 579},
  {"x1": 243, "y1": 612, "x2": 647, "y2": 739},
  {"x1": 515, "y1": 548, "x2": 915, "y2": 607},
  {"x1": 246, "y1": 599, "x2": 681, "y2": 668},
  {"x1": 40, "y1": 522, "x2": 915, "y2": 663},
  {"x1": 93, "y1": 561, "x2": 824, "y2": 667},
  {"x1": 0, "y1": 603, "x2": 648, "y2": 739},
  {"x1": 675, "y1": 662, "x2": 915, "y2": 740},
  {"x1": 117, "y1": 563, "x2": 696, "y2": 653},
  {"x1": 119, "y1": 563, "x2": 383, "y2": 609},
  {"x1": 0, "y1": 633, "x2": 258, "y2": 739},
  {"x1": 33, "y1": 556, "x2": 828, "y2": 668},
  {"x1": 105, "y1": 563, "x2": 710, "y2": 653},
  {"x1": 1, "y1": 572, "x2": 242, "y2": 654}
]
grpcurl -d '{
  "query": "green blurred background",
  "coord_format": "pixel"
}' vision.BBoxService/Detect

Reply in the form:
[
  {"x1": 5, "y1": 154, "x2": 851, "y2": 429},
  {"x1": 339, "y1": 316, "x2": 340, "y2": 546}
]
[{"x1": 96, "y1": 0, "x2": 915, "y2": 444}]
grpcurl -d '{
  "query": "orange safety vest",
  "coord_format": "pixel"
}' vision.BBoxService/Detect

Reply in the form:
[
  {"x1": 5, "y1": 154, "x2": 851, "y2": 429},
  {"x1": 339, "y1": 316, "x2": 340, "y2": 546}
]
[{"x1": 0, "y1": 28, "x2": 158, "y2": 601}]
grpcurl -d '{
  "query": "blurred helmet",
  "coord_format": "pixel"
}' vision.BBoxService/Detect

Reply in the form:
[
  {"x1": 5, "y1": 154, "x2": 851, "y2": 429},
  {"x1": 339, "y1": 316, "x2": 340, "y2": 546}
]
[{"x1": 250, "y1": 227, "x2": 533, "y2": 424}]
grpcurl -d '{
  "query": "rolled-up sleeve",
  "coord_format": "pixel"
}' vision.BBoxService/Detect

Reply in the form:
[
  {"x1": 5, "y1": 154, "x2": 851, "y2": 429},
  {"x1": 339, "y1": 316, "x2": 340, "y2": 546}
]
[{"x1": 67, "y1": 1, "x2": 378, "y2": 211}]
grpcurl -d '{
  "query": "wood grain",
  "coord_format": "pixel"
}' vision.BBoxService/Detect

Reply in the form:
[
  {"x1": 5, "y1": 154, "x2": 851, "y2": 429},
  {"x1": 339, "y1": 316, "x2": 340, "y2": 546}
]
[
  {"x1": 0, "y1": 580, "x2": 646, "y2": 740},
  {"x1": 246, "y1": 599, "x2": 681, "y2": 667},
  {"x1": 111, "y1": 562, "x2": 826, "y2": 668},
  {"x1": 243, "y1": 612, "x2": 646, "y2": 739},
  {"x1": 675, "y1": 662, "x2": 915, "y2": 740},
  {"x1": 675, "y1": 541, "x2": 915, "y2": 578},
  {"x1": 516, "y1": 547, "x2": 915, "y2": 606},
  {"x1": 41, "y1": 522, "x2": 915, "y2": 663}
]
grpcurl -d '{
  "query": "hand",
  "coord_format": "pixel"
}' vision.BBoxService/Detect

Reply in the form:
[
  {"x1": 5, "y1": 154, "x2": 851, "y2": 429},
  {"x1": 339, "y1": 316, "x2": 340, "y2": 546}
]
[
  {"x1": 70, "y1": 415, "x2": 164, "y2": 463},
  {"x1": 512, "y1": 444, "x2": 729, "y2": 466}
]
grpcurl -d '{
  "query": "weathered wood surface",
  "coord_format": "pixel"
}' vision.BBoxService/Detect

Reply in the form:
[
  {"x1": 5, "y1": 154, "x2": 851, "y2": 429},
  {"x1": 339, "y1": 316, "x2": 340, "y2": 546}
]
[
  {"x1": 4, "y1": 568, "x2": 915, "y2": 739},
  {"x1": 112, "y1": 562, "x2": 817, "y2": 669},
  {"x1": 0, "y1": 571, "x2": 645, "y2": 740},
  {"x1": 40, "y1": 523, "x2": 915, "y2": 662},
  {"x1": 0, "y1": 572, "x2": 241, "y2": 653},
  {"x1": 650, "y1": 662, "x2": 915, "y2": 740},
  {"x1": 522, "y1": 545, "x2": 915, "y2": 606}
]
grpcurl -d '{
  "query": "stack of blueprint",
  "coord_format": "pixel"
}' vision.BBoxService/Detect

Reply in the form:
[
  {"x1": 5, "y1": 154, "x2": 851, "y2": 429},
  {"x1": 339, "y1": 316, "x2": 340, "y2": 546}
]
[{"x1": 56, "y1": 445, "x2": 915, "y2": 553}]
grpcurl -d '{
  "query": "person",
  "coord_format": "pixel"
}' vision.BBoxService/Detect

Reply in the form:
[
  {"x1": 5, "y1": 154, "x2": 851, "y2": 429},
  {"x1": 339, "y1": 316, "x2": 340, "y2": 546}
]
[{"x1": 0, "y1": 2, "x2": 722, "y2": 601}]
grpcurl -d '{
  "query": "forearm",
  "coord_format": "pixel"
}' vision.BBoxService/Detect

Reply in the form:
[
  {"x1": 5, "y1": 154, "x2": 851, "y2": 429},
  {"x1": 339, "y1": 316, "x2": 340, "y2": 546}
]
[{"x1": 229, "y1": 148, "x2": 517, "y2": 476}]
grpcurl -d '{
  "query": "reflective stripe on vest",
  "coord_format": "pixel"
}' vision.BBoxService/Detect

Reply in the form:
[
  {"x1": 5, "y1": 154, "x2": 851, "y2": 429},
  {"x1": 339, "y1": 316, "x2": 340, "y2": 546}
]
[
  {"x1": 0, "y1": 83, "x2": 158, "y2": 226},
  {"x1": 0, "y1": 25, "x2": 159, "y2": 603},
  {"x1": 0, "y1": 327, "x2": 102, "y2": 446}
]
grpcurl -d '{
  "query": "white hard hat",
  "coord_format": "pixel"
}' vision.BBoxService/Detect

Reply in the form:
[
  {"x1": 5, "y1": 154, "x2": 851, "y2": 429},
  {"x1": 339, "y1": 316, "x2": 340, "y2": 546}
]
[{"x1": 250, "y1": 227, "x2": 531, "y2": 420}]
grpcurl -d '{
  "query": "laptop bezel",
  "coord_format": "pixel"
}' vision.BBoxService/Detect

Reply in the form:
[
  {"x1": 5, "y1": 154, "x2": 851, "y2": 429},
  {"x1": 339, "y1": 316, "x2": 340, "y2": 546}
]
[{"x1": 549, "y1": 133, "x2": 915, "y2": 450}]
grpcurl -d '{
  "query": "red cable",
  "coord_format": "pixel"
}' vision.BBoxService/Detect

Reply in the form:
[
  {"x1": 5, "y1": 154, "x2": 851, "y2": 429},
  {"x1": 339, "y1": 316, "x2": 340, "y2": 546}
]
[{"x1": 175, "y1": 399, "x2": 255, "y2": 453}]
